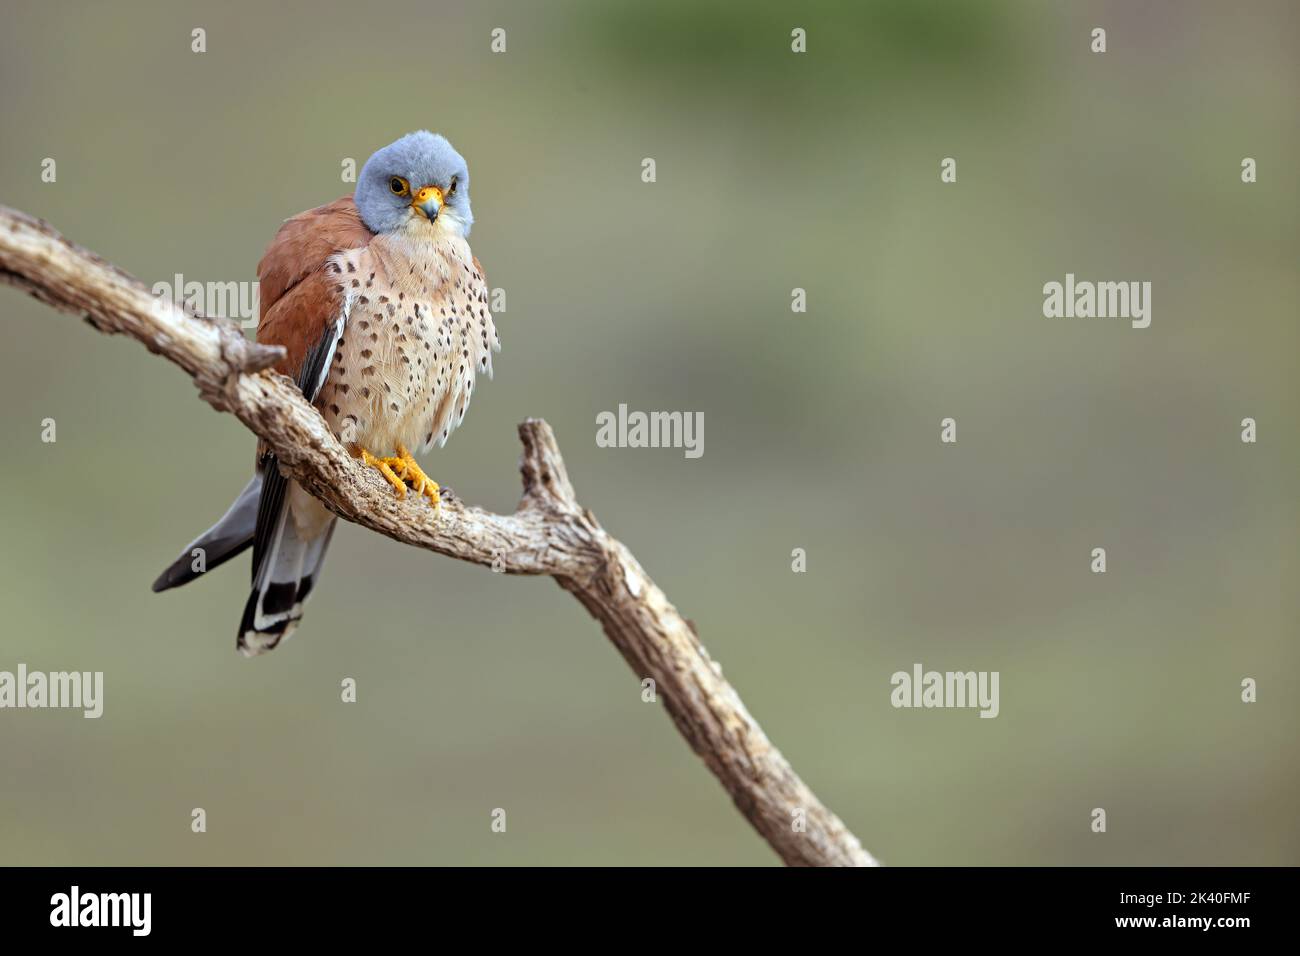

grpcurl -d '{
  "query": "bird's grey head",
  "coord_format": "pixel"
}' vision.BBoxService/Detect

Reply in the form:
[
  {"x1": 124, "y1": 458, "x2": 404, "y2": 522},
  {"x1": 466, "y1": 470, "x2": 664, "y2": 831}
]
[{"x1": 355, "y1": 130, "x2": 473, "y2": 238}]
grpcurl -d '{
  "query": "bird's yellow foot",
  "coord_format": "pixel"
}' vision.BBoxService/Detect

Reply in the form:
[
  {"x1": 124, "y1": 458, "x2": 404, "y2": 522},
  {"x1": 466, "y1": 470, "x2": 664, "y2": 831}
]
[
  {"x1": 391, "y1": 443, "x2": 441, "y2": 505},
  {"x1": 361, "y1": 448, "x2": 408, "y2": 498},
  {"x1": 363, "y1": 443, "x2": 440, "y2": 506}
]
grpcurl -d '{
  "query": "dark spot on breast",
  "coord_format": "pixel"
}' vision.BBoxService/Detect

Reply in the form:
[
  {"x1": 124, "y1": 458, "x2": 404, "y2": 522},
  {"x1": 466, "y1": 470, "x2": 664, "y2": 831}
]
[{"x1": 346, "y1": 261, "x2": 355, "y2": 273}]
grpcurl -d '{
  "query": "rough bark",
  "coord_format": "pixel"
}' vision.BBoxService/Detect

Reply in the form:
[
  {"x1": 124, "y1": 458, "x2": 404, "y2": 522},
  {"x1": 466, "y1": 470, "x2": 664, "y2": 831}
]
[{"x1": 0, "y1": 204, "x2": 877, "y2": 867}]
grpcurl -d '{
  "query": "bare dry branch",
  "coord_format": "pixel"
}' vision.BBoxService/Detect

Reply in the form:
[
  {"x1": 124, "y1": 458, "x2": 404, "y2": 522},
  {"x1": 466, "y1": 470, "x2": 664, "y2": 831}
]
[{"x1": 0, "y1": 204, "x2": 877, "y2": 867}]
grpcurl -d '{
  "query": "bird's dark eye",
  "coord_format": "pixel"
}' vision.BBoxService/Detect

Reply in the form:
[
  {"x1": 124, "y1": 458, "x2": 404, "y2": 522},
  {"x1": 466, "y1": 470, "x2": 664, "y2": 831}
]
[
  {"x1": 389, "y1": 177, "x2": 408, "y2": 195},
  {"x1": 448, "y1": 177, "x2": 458, "y2": 195}
]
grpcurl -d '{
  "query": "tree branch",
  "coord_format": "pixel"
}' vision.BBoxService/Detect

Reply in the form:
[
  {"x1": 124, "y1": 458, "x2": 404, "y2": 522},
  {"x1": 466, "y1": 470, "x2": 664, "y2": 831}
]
[{"x1": 0, "y1": 204, "x2": 877, "y2": 867}]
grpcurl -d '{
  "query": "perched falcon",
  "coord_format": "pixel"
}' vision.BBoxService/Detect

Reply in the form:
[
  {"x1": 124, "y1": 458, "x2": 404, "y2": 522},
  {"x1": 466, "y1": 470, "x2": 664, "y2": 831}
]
[{"x1": 153, "y1": 131, "x2": 500, "y2": 655}]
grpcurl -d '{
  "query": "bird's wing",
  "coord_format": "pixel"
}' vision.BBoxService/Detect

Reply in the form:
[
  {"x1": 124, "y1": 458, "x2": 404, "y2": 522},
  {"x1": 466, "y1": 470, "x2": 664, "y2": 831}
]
[
  {"x1": 236, "y1": 198, "x2": 368, "y2": 653},
  {"x1": 248, "y1": 305, "x2": 345, "y2": 580},
  {"x1": 251, "y1": 196, "x2": 365, "y2": 572},
  {"x1": 256, "y1": 195, "x2": 372, "y2": 382}
]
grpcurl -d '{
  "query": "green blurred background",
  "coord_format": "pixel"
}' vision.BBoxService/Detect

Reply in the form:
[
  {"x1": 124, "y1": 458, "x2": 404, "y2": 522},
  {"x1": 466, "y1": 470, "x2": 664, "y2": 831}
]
[{"x1": 1, "y1": 0, "x2": 1296, "y2": 865}]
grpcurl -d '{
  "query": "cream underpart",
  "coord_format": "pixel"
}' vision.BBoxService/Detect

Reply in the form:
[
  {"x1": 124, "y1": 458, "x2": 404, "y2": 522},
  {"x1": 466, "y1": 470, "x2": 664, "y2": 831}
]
[{"x1": 285, "y1": 221, "x2": 498, "y2": 529}]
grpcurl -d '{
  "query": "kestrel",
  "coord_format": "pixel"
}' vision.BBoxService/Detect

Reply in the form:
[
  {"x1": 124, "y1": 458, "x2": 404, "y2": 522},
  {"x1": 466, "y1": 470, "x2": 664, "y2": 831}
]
[{"x1": 152, "y1": 131, "x2": 500, "y2": 655}]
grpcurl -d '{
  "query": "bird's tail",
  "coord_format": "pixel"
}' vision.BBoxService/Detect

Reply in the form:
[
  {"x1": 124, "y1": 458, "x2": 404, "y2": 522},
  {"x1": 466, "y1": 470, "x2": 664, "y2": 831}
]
[
  {"x1": 152, "y1": 474, "x2": 262, "y2": 593},
  {"x1": 237, "y1": 471, "x2": 336, "y2": 657},
  {"x1": 152, "y1": 468, "x2": 335, "y2": 656}
]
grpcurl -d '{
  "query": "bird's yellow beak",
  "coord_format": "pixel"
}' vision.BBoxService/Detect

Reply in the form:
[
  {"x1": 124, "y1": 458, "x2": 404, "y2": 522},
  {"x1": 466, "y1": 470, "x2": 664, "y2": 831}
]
[{"x1": 412, "y1": 185, "x2": 443, "y2": 222}]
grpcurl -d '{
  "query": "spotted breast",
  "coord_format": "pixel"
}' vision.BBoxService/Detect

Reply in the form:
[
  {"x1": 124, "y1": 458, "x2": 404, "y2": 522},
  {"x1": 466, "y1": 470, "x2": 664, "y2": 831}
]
[{"x1": 316, "y1": 231, "x2": 499, "y2": 457}]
